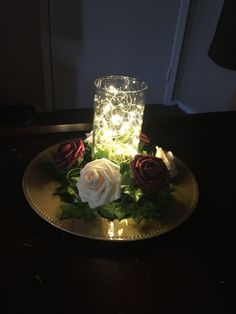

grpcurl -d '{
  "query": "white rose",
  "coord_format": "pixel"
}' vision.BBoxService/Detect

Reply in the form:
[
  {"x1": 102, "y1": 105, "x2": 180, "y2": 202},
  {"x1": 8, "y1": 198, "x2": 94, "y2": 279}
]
[
  {"x1": 156, "y1": 146, "x2": 177, "y2": 177},
  {"x1": 76, "y1": 158, "x2": 121, "y2": 209}
]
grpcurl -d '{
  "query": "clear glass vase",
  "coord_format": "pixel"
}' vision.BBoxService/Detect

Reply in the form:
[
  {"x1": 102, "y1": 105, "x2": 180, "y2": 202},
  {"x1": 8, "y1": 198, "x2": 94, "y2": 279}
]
[{"x1": 93, "y1": 75, "x2": 148, "y2": 163}]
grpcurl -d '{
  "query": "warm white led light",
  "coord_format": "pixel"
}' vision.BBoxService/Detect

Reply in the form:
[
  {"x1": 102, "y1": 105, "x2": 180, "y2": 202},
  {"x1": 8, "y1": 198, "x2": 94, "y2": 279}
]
[{"x1": 93, "y1": 76, "x2": 147, "y2": 163}]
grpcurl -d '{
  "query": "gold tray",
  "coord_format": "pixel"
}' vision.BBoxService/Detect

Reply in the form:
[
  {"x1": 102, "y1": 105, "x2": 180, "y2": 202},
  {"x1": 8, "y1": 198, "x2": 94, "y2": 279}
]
[{"x1": 23, "y1": 143, "x2": 199, "y2": 241}]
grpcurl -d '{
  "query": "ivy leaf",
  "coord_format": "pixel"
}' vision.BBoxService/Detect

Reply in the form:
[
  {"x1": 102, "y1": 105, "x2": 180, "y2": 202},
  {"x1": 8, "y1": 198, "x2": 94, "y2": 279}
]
[
  {"x1": 114, "y1": 205, "x2": 132, "y2": 220},
  {"x1": 60, "y1": 203, "x2": 82, "y2": 219},
  {"x1": 97, "y1": 205, "x2": 115, "y2": 220},
  {"x1": 67, "y1": 167, "x2": 81, "y2": 185},
  {"x1": 132, "y1": 207, "x2": 144, "y2": 224},
  {"x1": 121, "y1": 184, "x2": 143, "y2": 203},
  {"x1": 134, "y1": 188, "x2": 143, "y2": 202},
  {"x1": 81, "y1": 143, "x2": 92, "y2": 165},
  {"x1": 55, "y1": 183, "x2": 75, "y2": 203},
  {"x1": 120, "y1": 162, "x2": 130, "y2": 174},
  {"x1": 55, "y1": 183, "x2": 68, "y2": 195},
  {"x1": 81, "y1": 207, "x2": 96, "y2": 222},
  {"x1": 67, "y1": 186, "x2": 79, "y2": 199},
  {"x1": 121, "y1": 171, "x2": 134, "y2": 186},
  {"x1": 61, "y1": 201, "x2": 97, "y2": 221},
  {"x1": 122, "y1": 186, "x2": 135, "y2": 199}
]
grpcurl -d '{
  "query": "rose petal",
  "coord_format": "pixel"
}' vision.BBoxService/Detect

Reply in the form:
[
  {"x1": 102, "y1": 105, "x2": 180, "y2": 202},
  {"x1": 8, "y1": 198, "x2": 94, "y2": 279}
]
[
  {"x1": 77, "y1": 158, "x2": 121, "y2": 208},
  {"x1": 131, "y1": 154, "x2": 170, "y2": 190}
]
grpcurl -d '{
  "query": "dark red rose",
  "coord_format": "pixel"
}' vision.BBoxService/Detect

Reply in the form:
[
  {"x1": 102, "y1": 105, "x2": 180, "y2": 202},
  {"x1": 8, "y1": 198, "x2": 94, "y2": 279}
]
[
  {"x1": 53, "y1": 139, "x2": 85, "y2": 171},
  {"x1": 130, "y1": 154, "x2": 170, "y2": 190},
  {"x1": 139, "y1": 133, "x2": 151, "y2": 145}
]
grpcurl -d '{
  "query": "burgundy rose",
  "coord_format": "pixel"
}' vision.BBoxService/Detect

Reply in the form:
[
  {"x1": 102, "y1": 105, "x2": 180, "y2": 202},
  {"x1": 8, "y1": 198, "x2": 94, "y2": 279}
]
[
  {"x1": 130, "y1": 154, "x2": 170, "y2": 190},
  {"x1": 139, "y1": 133, "x2": 151, "y2": 145},
  {"x1": 53, "y1": 139, "x2": 85, "y2": 171}
]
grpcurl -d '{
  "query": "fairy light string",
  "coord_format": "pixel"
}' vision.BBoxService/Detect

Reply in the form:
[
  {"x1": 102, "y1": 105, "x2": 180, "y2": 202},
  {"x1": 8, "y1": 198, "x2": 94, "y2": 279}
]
[{"x1": 93, "y1": 84, "x2": 145, "y2": 164}]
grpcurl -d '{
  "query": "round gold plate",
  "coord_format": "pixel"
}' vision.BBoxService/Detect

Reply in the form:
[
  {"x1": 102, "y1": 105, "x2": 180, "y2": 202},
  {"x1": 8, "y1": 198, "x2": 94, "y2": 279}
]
[{"x1": 23, "y1": 143, "x2": 199, "y2": 241}]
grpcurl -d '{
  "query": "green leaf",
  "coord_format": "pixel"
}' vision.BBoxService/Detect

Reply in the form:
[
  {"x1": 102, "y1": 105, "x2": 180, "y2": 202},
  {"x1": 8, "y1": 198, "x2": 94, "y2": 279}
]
[
  {"x1": 134, "y1": 188, "x2": 143, "y2": 202},
  {"x1": 120, "y1": 162, "x2": 130, "y2": 174},
  {"x1": 121, "y1": 171, "x2": 134, "y2": 186},
  {"x1": 67, "y1": 167, "x2": 81, "y2": 184},
  {"x1": 93, "y1": 147, "x2": 109, "y2": 160},
  {"x1": 81, "y1": 143, "x2": 92, "y2": 165},
  {"x1": 60, "y1": 203, "x2": 82, "y2": 219},
  {"x1": 97, "y1": 205, "x2": 115, "y2": 220},
  {"x1": 54, "y1": 148, "x2": 176, "y2": 223},
  {"x1": 122, "y1": 187, "x2": 135, "y2": 199},
  {"x1": 132, "y1": 208, "x2": 144, "y2": 224},
  {"x1": 81, "y1": 207, "x2": 96, "y2": 222},
  {"x1": 55, "y1": 183, "x2": 68, "y2": 195},
  {"x1": 67, "y1": 186, "x2": 79, "y2": 198},
  {"x1": 60, "y1": 201, "x2": 97, "y2": 221},
  {"x1": 121, "y1": 184, "x2": 143, "y2": 203},
  {"x1": 114, "y1": 205, "x2": 132, "y2": 220}
]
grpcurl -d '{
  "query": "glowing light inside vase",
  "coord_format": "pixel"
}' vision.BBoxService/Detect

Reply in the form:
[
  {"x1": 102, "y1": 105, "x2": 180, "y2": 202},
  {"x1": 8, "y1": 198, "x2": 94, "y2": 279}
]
[{"x1": 93, "y1": 77, "x2": 147, "y2": 163}]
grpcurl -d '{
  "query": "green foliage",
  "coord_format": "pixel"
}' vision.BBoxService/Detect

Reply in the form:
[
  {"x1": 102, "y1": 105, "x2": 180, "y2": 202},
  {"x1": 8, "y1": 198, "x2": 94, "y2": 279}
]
[
  {"x1": 48, "y1": 139, "x2": 175, "y2": 223},
  {"x1": 60, "y1": 203, "x2": 82, "y2": 219},
  {"x1": 83, "y1": 143, "x2": 92, "y2": 164},
  {"x1": 67, "y1": 168, "x2": 81, "y2": 186},
  {"x1": 93, "y1": 147, "x2": 109, "y2": 160},
  {"x1": 60, "y1": 198, "x2": 96, "y2": 221},
  {"x1": 97, "y1": 205, "x2": 115, "y2": 220}
]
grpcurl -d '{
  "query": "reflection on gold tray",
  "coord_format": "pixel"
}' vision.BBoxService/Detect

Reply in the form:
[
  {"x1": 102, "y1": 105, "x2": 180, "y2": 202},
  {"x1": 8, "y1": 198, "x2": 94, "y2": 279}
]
[{"x1": 23, "y1": 143, "x2": 199, "y2": 241}]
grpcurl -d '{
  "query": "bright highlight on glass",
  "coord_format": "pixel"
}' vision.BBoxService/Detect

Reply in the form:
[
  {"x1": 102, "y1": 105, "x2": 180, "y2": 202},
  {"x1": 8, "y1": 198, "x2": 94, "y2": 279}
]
[{"x1": 93, "y1": 76, "x2": 148, "y2": 163}]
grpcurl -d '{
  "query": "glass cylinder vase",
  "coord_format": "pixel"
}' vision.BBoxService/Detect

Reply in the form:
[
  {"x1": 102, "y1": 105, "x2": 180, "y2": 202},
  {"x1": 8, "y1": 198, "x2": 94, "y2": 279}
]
[{"x1": 93, "y1": 75, "x2": 148, "y2": 163}]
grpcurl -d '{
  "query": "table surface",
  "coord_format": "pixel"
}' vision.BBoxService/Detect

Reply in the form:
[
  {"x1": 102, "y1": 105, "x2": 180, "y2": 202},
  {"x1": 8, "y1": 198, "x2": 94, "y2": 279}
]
[{"x1": 0, "y1": 108, "x2": 236, "y2": 314}]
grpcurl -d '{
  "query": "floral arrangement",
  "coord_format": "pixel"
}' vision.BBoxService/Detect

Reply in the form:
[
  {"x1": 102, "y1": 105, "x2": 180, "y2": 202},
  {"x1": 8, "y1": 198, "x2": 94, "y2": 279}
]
[{"x1": 50, "y1": 132, "x2": 177, "y2": 223}]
